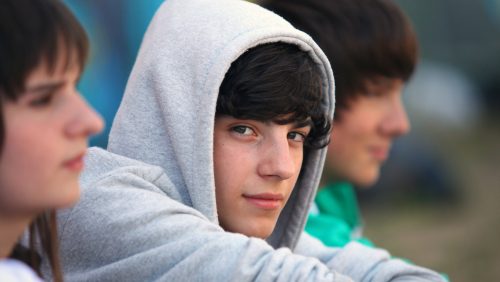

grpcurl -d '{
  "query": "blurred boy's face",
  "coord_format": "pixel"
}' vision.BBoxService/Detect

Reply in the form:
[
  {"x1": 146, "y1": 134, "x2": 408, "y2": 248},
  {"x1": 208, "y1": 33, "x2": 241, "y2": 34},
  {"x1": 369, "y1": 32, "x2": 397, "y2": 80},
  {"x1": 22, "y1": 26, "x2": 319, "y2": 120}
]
[
  {"x1": 213, "y1": 115, "x2": 311, "y2": 238},
  {"x1": 325, "y1": 78, "x2": 410, "y2": 187}
]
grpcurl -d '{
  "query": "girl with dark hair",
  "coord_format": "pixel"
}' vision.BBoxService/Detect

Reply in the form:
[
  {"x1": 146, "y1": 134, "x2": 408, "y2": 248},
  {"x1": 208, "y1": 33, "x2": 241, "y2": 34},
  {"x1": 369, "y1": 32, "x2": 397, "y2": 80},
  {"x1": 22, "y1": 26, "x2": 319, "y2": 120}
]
[{"x1": 0, "y1": 0, "x2": 104, "y2": 281}]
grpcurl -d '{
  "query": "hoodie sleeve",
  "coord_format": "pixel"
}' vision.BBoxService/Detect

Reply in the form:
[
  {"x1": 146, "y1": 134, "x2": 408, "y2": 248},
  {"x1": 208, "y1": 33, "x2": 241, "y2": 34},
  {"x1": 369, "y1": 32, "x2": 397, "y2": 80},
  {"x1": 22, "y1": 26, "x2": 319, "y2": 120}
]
[
  {"x1": 295, "y1": 232, "x2": 446, "y2": 282},
  {"x1": 50, "y1": 170, "x2": 353, "y2": 282}
]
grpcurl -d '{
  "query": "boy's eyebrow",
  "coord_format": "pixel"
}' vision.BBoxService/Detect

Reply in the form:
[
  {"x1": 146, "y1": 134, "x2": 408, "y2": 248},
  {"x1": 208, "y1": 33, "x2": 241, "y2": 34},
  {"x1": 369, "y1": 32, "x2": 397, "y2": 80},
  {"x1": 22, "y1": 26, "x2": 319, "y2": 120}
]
[
  {"x1": 269, "y1": 116, "x2": 313, "y2": 128},
  {"x1": 292, "y1": 119, "x2": 313, "y2": 129}
]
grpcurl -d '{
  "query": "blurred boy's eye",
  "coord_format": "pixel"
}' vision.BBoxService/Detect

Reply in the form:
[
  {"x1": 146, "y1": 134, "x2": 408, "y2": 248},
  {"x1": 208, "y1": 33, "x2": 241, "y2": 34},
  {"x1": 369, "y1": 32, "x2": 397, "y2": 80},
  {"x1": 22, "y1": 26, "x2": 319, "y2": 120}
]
[{"x1": 232, "y1": 125, "x2": 254, "y2": 136}]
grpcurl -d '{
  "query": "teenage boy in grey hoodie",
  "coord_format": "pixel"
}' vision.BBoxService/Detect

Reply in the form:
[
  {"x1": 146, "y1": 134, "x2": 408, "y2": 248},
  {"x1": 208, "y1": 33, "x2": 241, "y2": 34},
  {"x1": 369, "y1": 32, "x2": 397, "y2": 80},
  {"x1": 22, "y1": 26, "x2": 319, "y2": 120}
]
[{"x1": 42, "y1": 0, "x2": 445, "y2": 281}]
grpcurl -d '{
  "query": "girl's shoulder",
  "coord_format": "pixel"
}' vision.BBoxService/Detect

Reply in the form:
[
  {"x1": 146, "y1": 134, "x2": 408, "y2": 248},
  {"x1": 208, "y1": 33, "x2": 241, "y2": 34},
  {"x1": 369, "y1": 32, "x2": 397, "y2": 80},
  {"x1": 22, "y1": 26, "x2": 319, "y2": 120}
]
[{"x1": 0, "y1": 259, "x2": 42, "y2": 282}]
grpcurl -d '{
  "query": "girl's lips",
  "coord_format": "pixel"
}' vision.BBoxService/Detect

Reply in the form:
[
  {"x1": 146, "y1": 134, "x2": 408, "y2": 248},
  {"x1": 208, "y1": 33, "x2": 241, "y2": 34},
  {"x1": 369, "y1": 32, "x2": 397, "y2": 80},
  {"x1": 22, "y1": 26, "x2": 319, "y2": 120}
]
[
  {"x1": 63, "y1": 153, "x2": 85, "y2": 172},
  {"x1": 243, "y1": 193, "x2": 284, "y2": 210}
]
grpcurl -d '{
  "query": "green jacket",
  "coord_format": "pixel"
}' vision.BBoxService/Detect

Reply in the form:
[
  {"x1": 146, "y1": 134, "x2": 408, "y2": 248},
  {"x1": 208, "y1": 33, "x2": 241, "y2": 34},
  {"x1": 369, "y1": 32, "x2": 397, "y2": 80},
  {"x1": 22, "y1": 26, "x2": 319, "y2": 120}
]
[
  {"x1": 305, "y1": 182, "x2": 374, "y2": 247},
  {"x1": 306, "y1": 182, "x2": 450, "y2": 280}
]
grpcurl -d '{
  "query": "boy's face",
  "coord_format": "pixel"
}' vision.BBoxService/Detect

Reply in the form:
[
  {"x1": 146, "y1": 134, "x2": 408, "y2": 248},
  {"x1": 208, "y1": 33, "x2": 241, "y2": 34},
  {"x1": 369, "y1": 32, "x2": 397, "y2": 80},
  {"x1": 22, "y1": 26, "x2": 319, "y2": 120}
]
[
  {"x1": 213, "y1": 115, "x2": 311, "y2": 238},
  {"x1": 325, "y1": 78, "x2": 410, "y2": 187}
]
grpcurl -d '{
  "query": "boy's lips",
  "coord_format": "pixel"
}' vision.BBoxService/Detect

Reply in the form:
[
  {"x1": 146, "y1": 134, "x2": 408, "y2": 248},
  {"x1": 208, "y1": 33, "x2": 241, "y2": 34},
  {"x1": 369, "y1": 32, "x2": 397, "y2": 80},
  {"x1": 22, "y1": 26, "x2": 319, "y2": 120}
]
[
  {"x1": 243, "y1": 193, "x2": 284, "y2": 210},
  {"x1": 369, "y1": 145, "x2": 390, "y2": 161}
]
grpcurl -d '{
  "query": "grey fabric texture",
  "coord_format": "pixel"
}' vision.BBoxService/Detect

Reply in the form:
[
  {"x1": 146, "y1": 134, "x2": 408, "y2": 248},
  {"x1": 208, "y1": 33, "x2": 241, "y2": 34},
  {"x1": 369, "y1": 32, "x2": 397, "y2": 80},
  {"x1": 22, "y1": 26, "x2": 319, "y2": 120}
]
[{"x1": 42, "y1": 0, "x2": 445, "y2": 281}]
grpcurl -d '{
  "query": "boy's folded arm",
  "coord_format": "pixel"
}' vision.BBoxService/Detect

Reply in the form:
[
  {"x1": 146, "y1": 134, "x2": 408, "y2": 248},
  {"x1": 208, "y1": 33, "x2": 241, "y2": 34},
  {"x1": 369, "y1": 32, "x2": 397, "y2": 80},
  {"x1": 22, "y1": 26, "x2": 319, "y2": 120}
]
[
  {"x1": 53, "y1": 172, "x2": 353, "y2": 282},
  {"x1": 295, "y1": 232, "x2": 446, "y2": 282}
]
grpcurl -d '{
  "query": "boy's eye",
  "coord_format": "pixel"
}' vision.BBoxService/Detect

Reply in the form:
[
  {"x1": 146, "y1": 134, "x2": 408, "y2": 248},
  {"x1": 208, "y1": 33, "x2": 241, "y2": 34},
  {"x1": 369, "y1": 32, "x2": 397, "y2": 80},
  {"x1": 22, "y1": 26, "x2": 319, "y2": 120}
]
[
  {"x1": 29, "y1": 93, "x2": 54, "y2": 107},
  {"x1": 288, "y1": 131, "x2": 306, "y2": 142},
  {"x1": 231, "y1": 125, "x2": 254, "y2": 136},
  {"x1": 364, "y1": 91, "x2": 385, "y2": 98}
]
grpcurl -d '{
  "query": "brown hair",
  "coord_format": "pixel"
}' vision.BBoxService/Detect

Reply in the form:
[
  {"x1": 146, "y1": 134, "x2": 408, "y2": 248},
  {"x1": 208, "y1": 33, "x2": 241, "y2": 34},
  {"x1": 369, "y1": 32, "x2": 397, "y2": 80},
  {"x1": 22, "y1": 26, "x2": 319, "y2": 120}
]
[{"x1": 10, "y1": 212, "x2": 62, "y2": 282}]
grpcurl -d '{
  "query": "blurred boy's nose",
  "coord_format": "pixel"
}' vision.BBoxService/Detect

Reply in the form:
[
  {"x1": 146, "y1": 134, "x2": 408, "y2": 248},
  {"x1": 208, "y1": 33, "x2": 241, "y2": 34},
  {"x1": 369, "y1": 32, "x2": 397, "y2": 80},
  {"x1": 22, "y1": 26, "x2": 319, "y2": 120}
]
[{"x1": 381, "y1": 94, "x2": 411, "y2": 138}]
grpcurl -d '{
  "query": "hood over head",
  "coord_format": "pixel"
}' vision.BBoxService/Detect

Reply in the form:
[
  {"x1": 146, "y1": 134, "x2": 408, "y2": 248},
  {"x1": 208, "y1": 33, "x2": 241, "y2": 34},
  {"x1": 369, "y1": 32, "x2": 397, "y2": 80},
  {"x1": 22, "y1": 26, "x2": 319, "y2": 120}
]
[{"x1": 107, "y1": 0, "x2": 335, "y2": 249}]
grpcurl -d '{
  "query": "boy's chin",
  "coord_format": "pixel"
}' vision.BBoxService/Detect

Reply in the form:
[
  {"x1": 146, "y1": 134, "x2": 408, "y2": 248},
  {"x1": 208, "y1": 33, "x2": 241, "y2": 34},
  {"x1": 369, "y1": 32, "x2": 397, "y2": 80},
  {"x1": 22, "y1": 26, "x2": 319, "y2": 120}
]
[
  {"x1": 234, "y1": 221, "x2": 277, "y2": 239},
  {"x1": 352, "y1": 169, "x2": 381, "y2": 188},
  {"x1": 243, "y1": 225, "x2": 275, "y2": 239},
  {"x1": 322, "y1": 168, "x2": 380, "y2": 188}
]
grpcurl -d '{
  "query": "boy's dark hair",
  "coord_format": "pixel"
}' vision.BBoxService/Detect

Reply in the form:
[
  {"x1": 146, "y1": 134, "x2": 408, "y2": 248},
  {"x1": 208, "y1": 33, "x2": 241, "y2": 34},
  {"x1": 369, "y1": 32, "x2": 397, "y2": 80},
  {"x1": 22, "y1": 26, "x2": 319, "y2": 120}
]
[
  {"x1": 217, "y1": 42, "x2": 330, "y2": 149},
  {"x1": 261, "y1": 0, "x2": 418, "y2": 119},
  {"x1": 0, "y1": 1, "x2": 89, "y2": 281}
]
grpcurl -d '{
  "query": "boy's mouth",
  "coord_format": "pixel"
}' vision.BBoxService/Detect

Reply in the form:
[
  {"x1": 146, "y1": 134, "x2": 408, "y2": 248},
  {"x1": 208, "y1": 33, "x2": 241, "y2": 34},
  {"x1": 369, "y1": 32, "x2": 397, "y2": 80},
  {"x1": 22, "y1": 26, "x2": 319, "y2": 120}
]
[
  {"x1": 369, "y1": 145, "x2": 389, "y2": 162},
  {"x1": 242, "y1": 193, "x2": 284, "y2": 210}
]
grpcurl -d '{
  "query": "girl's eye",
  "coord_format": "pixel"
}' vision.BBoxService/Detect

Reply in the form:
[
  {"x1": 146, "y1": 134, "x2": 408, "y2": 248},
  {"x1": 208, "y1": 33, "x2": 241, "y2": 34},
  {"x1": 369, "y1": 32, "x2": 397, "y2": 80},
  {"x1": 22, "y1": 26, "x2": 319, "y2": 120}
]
[
  {"x1": 231, "y1": 125, "x2": 254, "y2": 136},
  {"x1": 288, "y1": 131, "x2": 306, "y2": 142},
  {"x1": 29, "y1": 93, "x2": 54, "y2": 107}
]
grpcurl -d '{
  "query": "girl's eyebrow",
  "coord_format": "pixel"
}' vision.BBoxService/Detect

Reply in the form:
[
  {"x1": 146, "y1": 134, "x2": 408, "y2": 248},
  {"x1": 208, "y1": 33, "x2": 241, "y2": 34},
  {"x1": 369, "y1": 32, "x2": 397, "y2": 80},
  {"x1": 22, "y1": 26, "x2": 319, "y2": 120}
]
[{"x1": 25, "y1": 81, "x2": 65, "y2": 94}]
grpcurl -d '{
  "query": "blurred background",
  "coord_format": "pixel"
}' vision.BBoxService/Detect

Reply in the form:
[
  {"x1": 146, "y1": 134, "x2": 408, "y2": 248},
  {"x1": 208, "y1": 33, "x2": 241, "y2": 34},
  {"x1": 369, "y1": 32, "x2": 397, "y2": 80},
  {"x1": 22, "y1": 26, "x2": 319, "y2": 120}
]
[
  {"x1": 63, "y1": 0, "x2": 164, "y2": 146},
  {"x1": 65, "y1": 1, "x2": 499, "y2": 281}
]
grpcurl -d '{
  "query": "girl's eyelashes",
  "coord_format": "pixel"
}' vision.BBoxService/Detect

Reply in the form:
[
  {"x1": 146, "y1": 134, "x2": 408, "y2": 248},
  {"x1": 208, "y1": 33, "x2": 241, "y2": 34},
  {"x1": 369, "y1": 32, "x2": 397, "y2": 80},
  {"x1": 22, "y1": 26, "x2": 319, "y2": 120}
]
[
  {"x1": 29, "y1": 92, "x2": 54, "y2": 107},
  {"x1": 24, "y1": 81, "x2": 66, "y2": 108}
]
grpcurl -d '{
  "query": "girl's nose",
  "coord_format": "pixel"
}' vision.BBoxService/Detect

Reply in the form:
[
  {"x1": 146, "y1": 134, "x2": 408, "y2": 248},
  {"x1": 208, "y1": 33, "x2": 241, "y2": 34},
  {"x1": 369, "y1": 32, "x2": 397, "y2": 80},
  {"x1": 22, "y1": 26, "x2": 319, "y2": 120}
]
[{"x1": 65, "y1": 95, "x2": 104, "y2": 138}]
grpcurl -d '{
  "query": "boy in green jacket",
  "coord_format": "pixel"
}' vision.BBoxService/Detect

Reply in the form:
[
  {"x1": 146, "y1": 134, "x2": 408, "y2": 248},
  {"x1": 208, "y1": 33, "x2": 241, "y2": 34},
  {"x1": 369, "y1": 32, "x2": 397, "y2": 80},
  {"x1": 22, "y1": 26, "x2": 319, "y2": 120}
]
[{"x1": 262, "y1": 0, "x2": 417, "y2": 247}]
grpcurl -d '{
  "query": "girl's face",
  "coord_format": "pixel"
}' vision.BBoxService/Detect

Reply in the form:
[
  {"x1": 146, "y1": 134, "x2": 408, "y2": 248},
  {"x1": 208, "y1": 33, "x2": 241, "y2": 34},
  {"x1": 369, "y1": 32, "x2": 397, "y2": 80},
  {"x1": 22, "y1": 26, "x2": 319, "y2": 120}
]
[{"x1": 0, "y1": 58, "x2": 104, "y2": 215}]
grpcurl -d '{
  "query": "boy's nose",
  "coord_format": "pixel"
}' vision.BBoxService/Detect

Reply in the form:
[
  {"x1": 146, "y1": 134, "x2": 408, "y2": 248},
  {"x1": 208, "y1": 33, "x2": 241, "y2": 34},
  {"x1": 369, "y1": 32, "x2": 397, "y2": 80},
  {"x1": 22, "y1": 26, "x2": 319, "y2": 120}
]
[
  {"x1": 381, "y1": 97, "x2": 410, "y2": 138},
  {"x1": 257, "y1": 138, "x2": 296, "y2": 180}
]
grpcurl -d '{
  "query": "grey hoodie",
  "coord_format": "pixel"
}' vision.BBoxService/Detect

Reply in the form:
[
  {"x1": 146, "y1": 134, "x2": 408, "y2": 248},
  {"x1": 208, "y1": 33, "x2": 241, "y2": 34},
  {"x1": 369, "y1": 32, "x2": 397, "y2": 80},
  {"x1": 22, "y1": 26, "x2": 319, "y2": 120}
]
[{"x1": 45, "y1": 0, "x2": 445, "y2": 281}]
